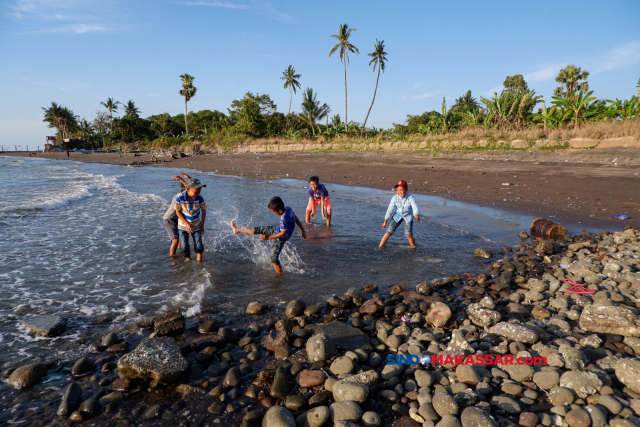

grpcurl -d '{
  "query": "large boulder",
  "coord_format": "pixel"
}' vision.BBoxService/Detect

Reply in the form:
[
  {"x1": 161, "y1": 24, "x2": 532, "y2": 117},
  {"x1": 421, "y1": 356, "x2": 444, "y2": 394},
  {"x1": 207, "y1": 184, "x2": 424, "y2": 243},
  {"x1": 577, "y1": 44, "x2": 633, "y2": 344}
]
[
  {"x1": 426, "y1": 302, "x2": 452, "y2": 327},
  {"x1": 460, "y1": 406, "x2": 498, "y2": 427},
  {"x1": 309, "y1": 321, "x2": 369, "y2": 351},
  {"x1": 117, "y1": 336, "x2": 189, "y2": 387},
  {"x1": 615, "y1": 359, "x2": 640, "y2": 394},
  {"x1": 579, "y1": 302, "x2": 640, "y2": 337},
  {"x1": 559, "y1": 371, "x2": 603, "y2": 398},
  {"x1": 8, "y1": 363, "x2": 48, "y2": 388},
  {"x1": 262, "y1": 405, "x2": 295, "y2": 427},
  {"x1": 21, "y1": 315, "x2": 67, "y2": 337}
]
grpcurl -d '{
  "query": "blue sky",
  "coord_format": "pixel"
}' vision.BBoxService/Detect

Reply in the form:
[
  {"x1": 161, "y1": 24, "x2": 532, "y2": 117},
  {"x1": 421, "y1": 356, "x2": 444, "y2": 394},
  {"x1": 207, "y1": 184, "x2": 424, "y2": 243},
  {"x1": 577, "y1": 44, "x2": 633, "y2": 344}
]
[{"x1": 1, "y1": 0, "x2": 639, "y2": 147}]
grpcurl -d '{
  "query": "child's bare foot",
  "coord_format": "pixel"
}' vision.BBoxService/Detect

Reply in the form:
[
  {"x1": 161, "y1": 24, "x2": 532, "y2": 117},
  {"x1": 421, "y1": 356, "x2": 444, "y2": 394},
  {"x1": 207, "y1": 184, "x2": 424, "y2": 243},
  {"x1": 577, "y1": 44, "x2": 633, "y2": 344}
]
[
  {"x1": 185, "y1": 257, "x2": 191, "y2": 262},
  {"x1": 230, "y1": 220, "x2": 239, "y2": 234}
]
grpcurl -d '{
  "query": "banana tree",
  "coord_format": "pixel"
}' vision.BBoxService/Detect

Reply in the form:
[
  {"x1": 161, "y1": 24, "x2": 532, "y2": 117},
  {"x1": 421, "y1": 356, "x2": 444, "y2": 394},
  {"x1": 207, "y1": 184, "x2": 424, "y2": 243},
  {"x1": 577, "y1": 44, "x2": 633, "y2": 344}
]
[
  {"x1": 531, "y1": 101, "x2": 559, "y2": 130},
  {"x1": 551, "y1": 90, "x2": 597, "y2": 130}
]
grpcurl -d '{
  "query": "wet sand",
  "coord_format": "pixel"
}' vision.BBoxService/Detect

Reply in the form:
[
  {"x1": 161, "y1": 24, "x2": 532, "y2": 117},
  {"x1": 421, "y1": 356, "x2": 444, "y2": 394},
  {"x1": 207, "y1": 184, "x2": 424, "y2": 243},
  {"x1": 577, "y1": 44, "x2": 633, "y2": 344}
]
[{"x1": 5, "y1": 148, "x2": 640, "y2": 229}]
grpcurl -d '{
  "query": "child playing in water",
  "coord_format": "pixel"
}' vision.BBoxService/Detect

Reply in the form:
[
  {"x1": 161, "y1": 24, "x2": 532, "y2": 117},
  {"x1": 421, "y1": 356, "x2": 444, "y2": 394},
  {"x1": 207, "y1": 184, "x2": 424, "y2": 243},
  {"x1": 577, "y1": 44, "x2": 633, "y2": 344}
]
[
  {"x1": 175, "y1": 177, "x2": 207, "y2": 262},
  {"x1": 379, "y1": 180, "x2": 420, "y2": 248},
  {"x1": 231, "y1": 196, "x2": 306, "y2": 273},
  {"x1": 306, "y1": 175, "x2": 332, "y2": 226},
  {"x1": 163, "y1": 173, "x2": 192, "y2": 256}
]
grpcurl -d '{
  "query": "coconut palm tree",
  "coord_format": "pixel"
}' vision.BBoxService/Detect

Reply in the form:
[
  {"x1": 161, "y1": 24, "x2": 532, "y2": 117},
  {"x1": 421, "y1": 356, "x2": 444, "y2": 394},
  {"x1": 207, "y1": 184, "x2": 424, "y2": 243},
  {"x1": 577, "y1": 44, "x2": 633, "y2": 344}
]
[
  {"x1": 42, "y1": 102, "x2": 80, "y2": 140},
  {"x1": 329, "y1": 23, "x2": 358, "y2": 126},
  {"x1": 554, "y1": 65, "x2": 589, "y2": 98},
  {"x1": 300, "y1": 87, "x2": 331, "y2": 136},
  {"x1": 123, "y1": 100, "x2": 140, "y2": 142},
  {"x1": 361, "y1": 39, "x2": 387, "y2": 135},
  {"x1": 179, "y1": 74, "x2": 197, "y2": 134},
  {"x1": 280, "y1": 65, "x2": 302, "y2": 130},
  {"x1": 100, "y1": 98, "x2": 121, "y2": 121},
  {"x1": 453, "y1": 90, "x2": 480, "y2": 112}
]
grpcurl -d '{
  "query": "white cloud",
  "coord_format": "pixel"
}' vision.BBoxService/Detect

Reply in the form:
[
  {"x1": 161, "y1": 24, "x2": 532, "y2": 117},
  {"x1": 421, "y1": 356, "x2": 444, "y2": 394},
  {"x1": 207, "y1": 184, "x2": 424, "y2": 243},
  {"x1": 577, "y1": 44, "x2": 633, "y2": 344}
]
[
  {"x1": 524, "y1": 65, "x2": 561, "y2": 83},
  {"x1": 8, "y1": 0, "x2": 117, "y2": 35},
  {"x1": 183, "y1": 0, "x2": 293, "y2": 22},
  {"x1": 594, "y1": 41, "x2": 640, "y2": 74},
  {"x1": 411, "y1": 82, "x2": 423, "y2": 90},
  {"x1": 183, "y1": 1, "x2": 249, "y2": 9}
]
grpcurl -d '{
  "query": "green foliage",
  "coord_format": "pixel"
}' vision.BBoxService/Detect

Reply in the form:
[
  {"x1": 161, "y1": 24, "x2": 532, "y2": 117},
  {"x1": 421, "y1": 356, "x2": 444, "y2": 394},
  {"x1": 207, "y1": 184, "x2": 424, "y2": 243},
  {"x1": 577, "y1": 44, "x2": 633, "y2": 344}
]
[
  {"x1": 503, "y1": 74, "x2": 528, "y2": 92},
  {"x1": 554, "y1": 65, "x2": 589, "y2": 98},
  {"x1": 42, "y1": 102, "x2": 80, "y2": 139},
  {"x1": 179, "y1": 74, "x2": 197, "y2": 133},
  {"x1": 228, "y1": 92, "x2": 281, "y2": 138},
  {"x1": 300, "y1": 87, "x2": 331, "y2": 135},
  {"x1": 552, "y1": 90, "x2": 600, "y2": 130},
  {"x1": 481, "y1": 89, "x2": 541, "y2": 130}
]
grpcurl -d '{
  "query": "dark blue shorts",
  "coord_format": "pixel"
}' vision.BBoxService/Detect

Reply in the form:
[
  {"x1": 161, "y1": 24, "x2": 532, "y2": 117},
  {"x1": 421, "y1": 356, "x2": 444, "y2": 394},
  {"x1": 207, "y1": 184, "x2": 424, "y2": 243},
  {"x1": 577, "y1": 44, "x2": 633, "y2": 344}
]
[{"x1": 253, "y1": 226, "x2": 288, "y2": 265}]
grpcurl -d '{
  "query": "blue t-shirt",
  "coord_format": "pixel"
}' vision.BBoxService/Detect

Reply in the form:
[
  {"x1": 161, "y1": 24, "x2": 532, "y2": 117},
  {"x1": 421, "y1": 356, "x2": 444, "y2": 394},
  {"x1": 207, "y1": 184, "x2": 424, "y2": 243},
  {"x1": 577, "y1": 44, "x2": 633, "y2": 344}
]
[
  {"x1": 276, "y1": 207, "x2": 296, "y2": 240},
  {"x1": 307, "y1": 184, "x2": 329, "y2": 199}
]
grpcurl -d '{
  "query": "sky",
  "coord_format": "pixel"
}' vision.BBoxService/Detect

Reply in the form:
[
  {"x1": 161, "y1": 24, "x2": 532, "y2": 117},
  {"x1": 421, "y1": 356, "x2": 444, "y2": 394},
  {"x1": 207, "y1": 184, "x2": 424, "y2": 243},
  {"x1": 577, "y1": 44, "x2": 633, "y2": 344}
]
[{"x1": 1, "y1": 0, "x2": 640, "y2": 147}]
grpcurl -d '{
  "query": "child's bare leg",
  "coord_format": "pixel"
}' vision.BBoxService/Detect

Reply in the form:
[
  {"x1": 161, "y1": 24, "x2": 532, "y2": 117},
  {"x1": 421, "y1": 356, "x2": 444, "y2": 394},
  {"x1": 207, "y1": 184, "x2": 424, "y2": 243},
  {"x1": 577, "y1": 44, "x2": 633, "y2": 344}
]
[
  {"x1": 379, "y1": 233, "x2": 391, "y2": 247},
  {"x1": 231, "y1": 221, "x2": 254, "y2": 235},
  {"x1": 169, "y1": 238, "x2": 179, "y2": 256},
  {"x1": 326, "y1": 210, "x2": 332, "y2": 227},
  {"x1": 273, "y1": 263, "x2": 283, "y2": 273},
  {"x1": 196, "y1": 253, "x2": 203, "y2": 262},
  {"x1": 305, "y1": 210, "x2": 311, "y2": 224},
  {"x1": 407, "y1": 236, "x2": 416, "y2": 248}
]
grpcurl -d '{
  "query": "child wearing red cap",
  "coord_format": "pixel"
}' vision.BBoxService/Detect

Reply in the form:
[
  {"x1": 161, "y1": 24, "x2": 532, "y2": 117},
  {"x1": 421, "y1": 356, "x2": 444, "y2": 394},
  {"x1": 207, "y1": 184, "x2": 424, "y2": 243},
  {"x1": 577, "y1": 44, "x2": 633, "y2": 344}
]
[{"x1": 379, "y1": 180, "x2": 420, "y2": 247}]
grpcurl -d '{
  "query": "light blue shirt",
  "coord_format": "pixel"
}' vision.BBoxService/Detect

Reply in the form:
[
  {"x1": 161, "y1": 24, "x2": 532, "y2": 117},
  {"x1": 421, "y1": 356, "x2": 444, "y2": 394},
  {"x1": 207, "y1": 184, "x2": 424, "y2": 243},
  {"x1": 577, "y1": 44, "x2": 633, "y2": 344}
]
[{"x1": 385, "y1": 193, "x2": 419, "y2": 222}]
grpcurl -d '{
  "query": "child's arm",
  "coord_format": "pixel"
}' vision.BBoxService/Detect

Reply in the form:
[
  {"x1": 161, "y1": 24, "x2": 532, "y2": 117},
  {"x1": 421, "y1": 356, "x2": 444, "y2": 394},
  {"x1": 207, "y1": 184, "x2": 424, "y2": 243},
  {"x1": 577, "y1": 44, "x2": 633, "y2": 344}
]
[
  {"x1": 382, "y1": 196, "x2": 396, "y2": 229},
  {"x1": 410, "y1": 196, "x2": 420, "y2": 221},
  {"x1": 200, "y1": 209, "x2": 206, "y2": 232},
  {"x1": 295, "y1": 215, "x2": 307, "y2": 239},
  {"x1": 175, "y1": 208, "x2": 193, "y2": 233},
  {"x1": 262, "y1": 229, "x2": 287, "y2": 240}
]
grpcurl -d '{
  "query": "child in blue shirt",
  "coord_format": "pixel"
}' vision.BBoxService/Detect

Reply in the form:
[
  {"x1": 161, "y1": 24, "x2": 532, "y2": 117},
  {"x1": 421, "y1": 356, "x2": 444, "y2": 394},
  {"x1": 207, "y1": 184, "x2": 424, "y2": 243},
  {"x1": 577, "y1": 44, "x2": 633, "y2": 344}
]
[
  {"x1": 379, "y1": 180, "x2": 420, "y2": 248},
  {"x1": 231, "y1": 197, "x2": 306, "y2": 273}
]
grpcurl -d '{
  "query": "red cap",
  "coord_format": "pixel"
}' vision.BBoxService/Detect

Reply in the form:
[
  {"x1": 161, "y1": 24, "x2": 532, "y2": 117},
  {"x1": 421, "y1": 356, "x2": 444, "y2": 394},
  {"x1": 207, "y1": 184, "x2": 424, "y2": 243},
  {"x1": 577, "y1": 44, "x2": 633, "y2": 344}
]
[{"x1": 393, "y1": 180, "x2": 408, "y2": 189}]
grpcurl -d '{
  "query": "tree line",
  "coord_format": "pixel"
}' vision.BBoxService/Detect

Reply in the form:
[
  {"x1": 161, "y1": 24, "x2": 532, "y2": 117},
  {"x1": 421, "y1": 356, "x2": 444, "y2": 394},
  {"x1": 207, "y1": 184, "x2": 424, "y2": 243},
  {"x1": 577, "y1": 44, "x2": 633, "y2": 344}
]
[{"x1": 42, "y1": 24, "x2": 639, "y2": 149}]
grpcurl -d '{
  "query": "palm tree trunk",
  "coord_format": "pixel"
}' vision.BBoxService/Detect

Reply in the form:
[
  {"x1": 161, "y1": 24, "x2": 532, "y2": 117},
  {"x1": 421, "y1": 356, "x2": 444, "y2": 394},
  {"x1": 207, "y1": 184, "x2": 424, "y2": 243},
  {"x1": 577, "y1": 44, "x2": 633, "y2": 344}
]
[
  {"x1": 184, "y1": 99, "x2": 189, "y2": 134},
  {"x1": 287, "y1": 86, "x2": 292, "y2": 131},
  {"x1": 343, "y1": 59, "x2": 348, "y2": 126},
  {"x1": 362, "y1": 65, "x2": 380, "y2": 136}
]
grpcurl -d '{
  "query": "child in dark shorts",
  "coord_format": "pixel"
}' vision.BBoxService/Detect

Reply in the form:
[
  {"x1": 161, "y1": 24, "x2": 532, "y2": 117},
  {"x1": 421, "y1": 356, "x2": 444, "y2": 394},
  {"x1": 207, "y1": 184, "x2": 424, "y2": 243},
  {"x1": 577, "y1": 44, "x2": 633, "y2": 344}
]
[
  {"x1": 230, "y1": 197, "x2": 306, "y2": 273},
  {"x1": 162, "y1": 173, "x2": 192, "y2": 256}
]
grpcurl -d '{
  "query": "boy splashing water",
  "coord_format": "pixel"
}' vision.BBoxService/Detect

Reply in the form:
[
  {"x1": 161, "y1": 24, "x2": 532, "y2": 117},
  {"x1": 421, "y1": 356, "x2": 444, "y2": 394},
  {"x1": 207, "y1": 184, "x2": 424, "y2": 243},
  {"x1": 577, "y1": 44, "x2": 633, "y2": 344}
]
[
  {"x1": 175, "y1": 178, "x2": 207, "y2": 262},
  {"x1": 231, "y1": 197, "x2": 306, "y2": 273}
]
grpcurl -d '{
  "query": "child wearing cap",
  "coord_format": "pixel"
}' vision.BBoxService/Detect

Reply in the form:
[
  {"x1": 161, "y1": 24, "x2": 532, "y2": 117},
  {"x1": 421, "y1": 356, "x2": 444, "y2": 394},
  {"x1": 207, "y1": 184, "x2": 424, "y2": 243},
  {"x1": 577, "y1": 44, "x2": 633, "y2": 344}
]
[
  {"x1": 175, "y1": 177, "x2": 207, "y2": 262},
  {"x1": 230, "y1": 196, "x2": 306, "y2": 273},
  {"x1": 163, "y1": 173, "x2": 193, "y2": 256},
  {"x1": 306, "y1": 176, "x2": 332, "y2": 226},
  {"x1": 379, "y1": 180, "x2": 420, "y2": 248}
]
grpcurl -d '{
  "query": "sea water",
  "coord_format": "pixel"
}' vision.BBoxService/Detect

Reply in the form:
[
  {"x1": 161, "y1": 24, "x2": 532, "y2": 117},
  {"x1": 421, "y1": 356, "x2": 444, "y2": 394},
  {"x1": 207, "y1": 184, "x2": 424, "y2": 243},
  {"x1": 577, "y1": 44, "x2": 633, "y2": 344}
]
[{"x1": 0, "y1": 156, "x2": 542, "y2": 368}]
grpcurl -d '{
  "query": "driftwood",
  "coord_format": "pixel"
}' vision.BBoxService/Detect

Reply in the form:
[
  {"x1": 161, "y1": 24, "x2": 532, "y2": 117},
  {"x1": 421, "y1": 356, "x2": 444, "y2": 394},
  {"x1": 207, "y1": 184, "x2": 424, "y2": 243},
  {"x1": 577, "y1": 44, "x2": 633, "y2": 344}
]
[{"x1": 530, "y1": 218, "x2": 568, "y2": 239}]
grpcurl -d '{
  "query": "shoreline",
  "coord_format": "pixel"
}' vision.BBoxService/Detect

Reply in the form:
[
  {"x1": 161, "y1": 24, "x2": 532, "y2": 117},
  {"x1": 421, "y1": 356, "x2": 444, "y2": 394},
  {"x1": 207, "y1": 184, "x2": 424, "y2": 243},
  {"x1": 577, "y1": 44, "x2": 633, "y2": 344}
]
[{"x1": 4, "y1": 148, "x2": 640, "y2": 230}]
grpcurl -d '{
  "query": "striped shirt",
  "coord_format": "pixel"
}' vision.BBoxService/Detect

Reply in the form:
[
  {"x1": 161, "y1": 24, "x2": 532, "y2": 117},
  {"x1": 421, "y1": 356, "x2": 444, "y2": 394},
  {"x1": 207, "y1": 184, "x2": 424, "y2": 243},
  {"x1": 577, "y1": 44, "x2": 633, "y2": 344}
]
[
  {"x1": 175, "y1": 191, "x2": 207, "y2": 230},
  {"x1": 385, "y1": 193, "x2": 419, "y2": 222}
]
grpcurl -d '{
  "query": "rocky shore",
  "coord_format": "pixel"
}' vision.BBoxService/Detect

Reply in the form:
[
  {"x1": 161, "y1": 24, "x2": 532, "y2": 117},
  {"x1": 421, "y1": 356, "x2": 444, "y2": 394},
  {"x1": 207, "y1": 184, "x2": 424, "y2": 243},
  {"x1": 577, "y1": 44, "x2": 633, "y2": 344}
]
[{"x1": 3, "y1": 226, "x2": 640, "y2": 427}]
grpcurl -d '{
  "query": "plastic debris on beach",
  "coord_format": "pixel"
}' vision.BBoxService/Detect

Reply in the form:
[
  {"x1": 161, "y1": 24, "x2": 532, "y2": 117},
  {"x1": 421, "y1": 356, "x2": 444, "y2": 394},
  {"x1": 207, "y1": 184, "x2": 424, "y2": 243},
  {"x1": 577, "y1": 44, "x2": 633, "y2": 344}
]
[
  {"x1": 501, "y1": 183, "x2": 511, "y2": 186},
  {"x1": 400, "y1": 316, "x2": 411, "y2": 325},
  {"x1": 612, "y1": 214, "x2": 631, "y2": 220}
]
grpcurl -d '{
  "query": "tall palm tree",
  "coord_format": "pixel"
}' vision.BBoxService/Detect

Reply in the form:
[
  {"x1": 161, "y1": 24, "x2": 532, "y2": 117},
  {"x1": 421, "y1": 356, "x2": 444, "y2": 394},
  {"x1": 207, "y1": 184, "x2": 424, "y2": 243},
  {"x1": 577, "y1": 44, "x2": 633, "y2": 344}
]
[
  {"x1": 362, "y1": 39, "x2": 387, "y2": 135},
  {"x1": 123, "y1": 100, "x2": 140, "y2": 142},
  {"x1": 280, "y1": 65, "x2": 302, "y2": 130},
  {"x1": 42, "y1": 102, "x2": 80, "y2": 140},
  {"x1": 179, "y1": 74, "x2": 197, "y2": 134},
  {"x1": 100, "y1": 98, "x2": 121, "y2": 121},
  {"x1": 300, "y1": 87, "x2": 331, "y2": 136},
  {"x1": 554, "y1": 65, "x2": 589, "y2": 98},
  {"x1": 329, "y1": 23, "x2": 358, "y2": 126}
]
